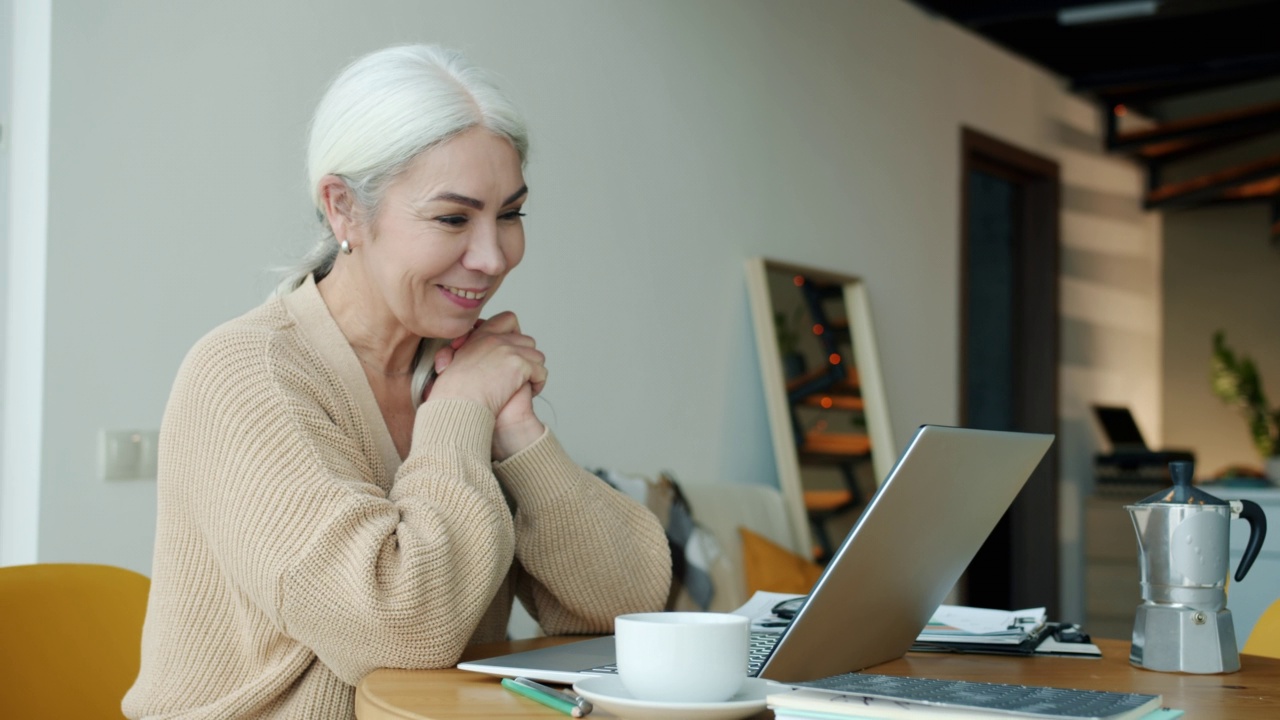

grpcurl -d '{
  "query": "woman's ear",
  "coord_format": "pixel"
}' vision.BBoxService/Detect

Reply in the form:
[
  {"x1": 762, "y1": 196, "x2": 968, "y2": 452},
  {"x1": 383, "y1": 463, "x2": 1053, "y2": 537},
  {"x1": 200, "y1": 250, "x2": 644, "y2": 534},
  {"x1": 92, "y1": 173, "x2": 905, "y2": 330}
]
[{"x1": 318, "y1": 175, "x2": 360, "y2": 246}]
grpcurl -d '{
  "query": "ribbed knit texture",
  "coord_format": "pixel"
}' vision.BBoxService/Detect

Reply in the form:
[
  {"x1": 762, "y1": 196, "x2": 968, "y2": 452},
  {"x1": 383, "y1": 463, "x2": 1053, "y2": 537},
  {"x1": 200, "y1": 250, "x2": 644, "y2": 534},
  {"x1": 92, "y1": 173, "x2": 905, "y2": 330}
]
[{"x1": 123, "y1": 276, "x2": 672, "y2": 719}]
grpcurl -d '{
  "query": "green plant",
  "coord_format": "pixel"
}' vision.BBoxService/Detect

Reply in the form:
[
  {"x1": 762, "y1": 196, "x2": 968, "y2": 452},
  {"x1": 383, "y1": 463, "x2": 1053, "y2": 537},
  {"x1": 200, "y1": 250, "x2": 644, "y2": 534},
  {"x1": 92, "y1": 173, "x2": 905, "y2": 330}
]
[
  {"x1": 774, "y1": 306, "x2": 805, "y2": 357},
  {"x1": 1211, "y1": 330, "x2": 1280, "y2": 458}
]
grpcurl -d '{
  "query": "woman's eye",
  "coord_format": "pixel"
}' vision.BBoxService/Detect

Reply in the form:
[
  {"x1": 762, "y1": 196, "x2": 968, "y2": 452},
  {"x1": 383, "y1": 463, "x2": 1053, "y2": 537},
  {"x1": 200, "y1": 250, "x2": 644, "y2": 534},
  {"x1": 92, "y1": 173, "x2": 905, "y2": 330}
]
[
  {"x1": 500, "y1": 210, "x2": 527, "y2": 222},
  {"x1": 436, "y1": 215, "x2": 467, "y2": 227}
]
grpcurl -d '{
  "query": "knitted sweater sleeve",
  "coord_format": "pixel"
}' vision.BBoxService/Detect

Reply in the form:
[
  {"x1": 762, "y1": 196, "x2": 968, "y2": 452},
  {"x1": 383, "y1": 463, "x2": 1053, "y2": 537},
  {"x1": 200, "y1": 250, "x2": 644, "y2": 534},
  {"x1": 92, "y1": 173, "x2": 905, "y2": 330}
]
[
  {"x1": 495, "y1": 433, "x2": 673, "y2": 634},
  {"x1": 172, "y1": 329, "x2": 514, "y2": 686}
]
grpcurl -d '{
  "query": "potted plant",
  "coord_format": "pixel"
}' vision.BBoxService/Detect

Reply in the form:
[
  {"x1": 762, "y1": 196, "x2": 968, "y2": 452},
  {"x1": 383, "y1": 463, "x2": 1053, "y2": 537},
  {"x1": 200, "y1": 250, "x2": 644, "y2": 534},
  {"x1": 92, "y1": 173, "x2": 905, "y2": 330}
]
[
  {"x1": 1210, "y1": 330, "x2": 1280, "y2": 481},
  {"x1": 775, "y1": 306, "x2": 807, "y2": 379}
]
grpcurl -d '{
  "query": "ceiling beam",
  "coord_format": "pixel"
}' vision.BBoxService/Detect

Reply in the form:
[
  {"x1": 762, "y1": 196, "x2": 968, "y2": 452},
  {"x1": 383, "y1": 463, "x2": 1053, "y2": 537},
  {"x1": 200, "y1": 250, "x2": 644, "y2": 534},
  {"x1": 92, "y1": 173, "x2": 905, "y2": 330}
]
[
  {"x1": 1221, "y1": 176, "x2": 1280, "y2": 202},
  {"x1": 1107, "y1": 100, "x2": 1280, "y2": 160},
  {"x1": 1076, "y1": 52, "x2": 1280, "y2": 103},
  {"x1": 1145, "y1": 154, "x2": 1280, "y2": 209},
  {"x1": 1130, "y1": 131, "x2": 1278, "y2": 164}
]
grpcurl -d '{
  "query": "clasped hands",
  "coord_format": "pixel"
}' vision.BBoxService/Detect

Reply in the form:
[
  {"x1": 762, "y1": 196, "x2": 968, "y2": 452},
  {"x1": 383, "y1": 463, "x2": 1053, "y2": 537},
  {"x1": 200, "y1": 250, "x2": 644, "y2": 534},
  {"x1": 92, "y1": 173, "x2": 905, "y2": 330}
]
[{"x1": 425, "y1": 311, "x2": 547, "y2": 461}]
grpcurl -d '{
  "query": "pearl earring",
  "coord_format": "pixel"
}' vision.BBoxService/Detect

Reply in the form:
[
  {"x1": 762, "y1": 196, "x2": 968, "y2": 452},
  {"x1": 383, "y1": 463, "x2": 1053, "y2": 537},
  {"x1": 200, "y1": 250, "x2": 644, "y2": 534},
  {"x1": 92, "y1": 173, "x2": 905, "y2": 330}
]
[{"x1": 340, "y1": 239, "x2": 352, "y2": 255}]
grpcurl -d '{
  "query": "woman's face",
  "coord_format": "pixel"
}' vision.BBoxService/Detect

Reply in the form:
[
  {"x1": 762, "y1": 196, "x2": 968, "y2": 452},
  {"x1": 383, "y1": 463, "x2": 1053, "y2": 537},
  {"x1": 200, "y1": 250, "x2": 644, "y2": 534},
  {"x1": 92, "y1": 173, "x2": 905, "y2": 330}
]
[{"x1": 359, "y1": 127, "x2": 527, "y2": 340}]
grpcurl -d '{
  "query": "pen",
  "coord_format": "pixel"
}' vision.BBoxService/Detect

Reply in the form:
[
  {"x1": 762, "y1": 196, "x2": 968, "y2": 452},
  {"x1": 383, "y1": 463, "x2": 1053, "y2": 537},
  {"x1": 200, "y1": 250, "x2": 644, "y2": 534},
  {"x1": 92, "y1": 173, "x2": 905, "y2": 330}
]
[
  {"x1": 514, "y1": 676, "x2": 593, "y2": 716},
  {"x1": 501, "y1": 677, "x2": 590, "y2": 717}
]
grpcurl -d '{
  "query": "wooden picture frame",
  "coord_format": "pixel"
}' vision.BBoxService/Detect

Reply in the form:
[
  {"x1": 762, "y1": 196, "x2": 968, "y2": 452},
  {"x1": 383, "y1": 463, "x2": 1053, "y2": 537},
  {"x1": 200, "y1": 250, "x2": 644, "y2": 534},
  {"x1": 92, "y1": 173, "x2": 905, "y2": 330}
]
[{"x1": 745, "y1": 257, "x2": 895, "y2": 556}]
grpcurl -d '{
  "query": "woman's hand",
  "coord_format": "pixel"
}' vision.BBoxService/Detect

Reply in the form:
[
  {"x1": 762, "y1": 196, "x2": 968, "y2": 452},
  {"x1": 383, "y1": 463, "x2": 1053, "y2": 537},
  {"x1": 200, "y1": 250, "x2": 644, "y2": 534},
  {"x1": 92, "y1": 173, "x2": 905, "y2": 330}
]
[{"x1": 426, "y1": 312, "x2": 547, "y2": 460}]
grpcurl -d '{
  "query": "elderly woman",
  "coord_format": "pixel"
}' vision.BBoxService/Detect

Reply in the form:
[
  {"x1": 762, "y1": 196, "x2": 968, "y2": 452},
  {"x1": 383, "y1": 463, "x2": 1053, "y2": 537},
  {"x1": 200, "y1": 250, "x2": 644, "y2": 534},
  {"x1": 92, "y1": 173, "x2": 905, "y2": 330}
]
[{"x1": 124, "y1": 45, "x2": 671, "y2": 719}]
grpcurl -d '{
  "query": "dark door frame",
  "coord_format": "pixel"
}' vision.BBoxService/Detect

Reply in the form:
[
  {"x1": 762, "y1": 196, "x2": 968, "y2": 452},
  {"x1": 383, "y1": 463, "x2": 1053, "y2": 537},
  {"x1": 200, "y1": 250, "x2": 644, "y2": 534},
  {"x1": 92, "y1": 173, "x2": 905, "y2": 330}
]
[{"x1": 959, "y1": 127, "x2": 1061, "y2": 617}]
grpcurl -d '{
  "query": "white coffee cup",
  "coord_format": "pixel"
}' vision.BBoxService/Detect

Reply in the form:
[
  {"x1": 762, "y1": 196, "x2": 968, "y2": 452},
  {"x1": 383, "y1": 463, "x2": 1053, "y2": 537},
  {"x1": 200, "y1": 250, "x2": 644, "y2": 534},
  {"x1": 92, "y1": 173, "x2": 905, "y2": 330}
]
[{"x1": 614, "y1": 611, "x2": 749, "y2": 703}]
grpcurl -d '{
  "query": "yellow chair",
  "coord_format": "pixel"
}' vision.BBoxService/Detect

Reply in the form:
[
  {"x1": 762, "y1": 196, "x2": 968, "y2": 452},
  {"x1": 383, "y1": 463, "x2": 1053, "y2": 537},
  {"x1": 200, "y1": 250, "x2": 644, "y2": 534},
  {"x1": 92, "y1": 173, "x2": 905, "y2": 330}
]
[
  {"x1": 0, "y1": 563, "x2": 150, "y2": 719},
  {"x1": 1244, "y1": 597, "x2": 1280, "y2": 659}
]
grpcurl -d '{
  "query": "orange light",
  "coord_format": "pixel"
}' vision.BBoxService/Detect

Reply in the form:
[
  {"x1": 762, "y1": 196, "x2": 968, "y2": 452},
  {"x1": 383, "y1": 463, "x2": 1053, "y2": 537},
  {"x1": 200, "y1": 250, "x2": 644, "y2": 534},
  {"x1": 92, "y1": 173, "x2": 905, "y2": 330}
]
[
  {"x1": 812, "y1": 324, "x2": 824, "y2": 335},
  {"x1": 1114, "y1": 104, "x2": 1127, "y2": 117},
  {"x1": 828, "y1": 353, "x2": 841, "y2": 365},
  {"x1": 820, "y1": 397, "x2": 833, "y2": 409},
  {"x1": 793, "y1": 275, "x2": 805, "y2": 287}
]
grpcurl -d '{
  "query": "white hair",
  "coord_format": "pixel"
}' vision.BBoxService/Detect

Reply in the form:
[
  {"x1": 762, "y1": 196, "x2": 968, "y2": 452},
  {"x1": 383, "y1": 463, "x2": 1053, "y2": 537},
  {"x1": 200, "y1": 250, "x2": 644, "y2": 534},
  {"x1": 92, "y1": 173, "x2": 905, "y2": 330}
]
[{"x1": 278, "y1": 44, "x2": 529, "y2": 294}]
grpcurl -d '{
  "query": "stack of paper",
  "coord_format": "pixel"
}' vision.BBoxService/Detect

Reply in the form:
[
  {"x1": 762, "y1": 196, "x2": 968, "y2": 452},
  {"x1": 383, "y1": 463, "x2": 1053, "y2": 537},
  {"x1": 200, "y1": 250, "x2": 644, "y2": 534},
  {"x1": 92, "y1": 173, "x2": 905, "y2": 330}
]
[
  {"x1": 730, "y1": 590, "x2": 804, "y2": 633},
  {"x1": 916, "y1": 605, "x2": 1047, "y2": 646}
]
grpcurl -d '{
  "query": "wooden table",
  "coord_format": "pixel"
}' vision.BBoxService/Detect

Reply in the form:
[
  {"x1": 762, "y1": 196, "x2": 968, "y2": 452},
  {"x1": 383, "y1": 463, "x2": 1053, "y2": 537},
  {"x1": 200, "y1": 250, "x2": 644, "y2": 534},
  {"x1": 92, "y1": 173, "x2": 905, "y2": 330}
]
[{"x1": 356, "y1": 636, "x2": 1280, "y2": 719}]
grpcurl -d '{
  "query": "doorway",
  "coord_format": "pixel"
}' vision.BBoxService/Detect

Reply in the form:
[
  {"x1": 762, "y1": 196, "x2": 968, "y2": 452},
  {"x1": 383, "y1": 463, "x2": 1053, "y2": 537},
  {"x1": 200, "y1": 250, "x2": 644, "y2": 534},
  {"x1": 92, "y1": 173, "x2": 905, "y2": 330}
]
[{"x1": 959, "y1": 128, "x2": 1061, "y2": 617}]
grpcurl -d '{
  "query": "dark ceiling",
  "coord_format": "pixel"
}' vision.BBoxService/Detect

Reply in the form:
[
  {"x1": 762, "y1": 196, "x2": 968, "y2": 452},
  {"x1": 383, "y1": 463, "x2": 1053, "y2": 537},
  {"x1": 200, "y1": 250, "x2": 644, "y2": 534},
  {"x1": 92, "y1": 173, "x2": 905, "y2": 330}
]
[
  {"x1": 910, "y1": 0, "x2": 1280, "y2": 234},
  {"x1": 912, "y1": 0, "x2": 1280, "y2": 106}
]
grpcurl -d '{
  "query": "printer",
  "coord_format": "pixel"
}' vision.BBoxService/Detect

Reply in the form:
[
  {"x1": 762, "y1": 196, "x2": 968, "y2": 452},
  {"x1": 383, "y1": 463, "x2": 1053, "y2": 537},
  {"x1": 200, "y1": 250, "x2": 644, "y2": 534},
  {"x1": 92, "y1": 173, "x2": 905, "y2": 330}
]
[{"x1": 1092, "y1": 405, "x2": 1195, "y2": 486}]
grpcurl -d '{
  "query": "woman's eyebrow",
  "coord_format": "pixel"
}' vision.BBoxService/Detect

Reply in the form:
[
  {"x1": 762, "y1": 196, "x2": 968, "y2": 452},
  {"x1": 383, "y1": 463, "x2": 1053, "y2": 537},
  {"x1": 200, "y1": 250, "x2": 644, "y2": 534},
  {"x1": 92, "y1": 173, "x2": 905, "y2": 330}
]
[
  {"x1": 429, "y1": 192, "x2": 484, "y2": 209},
  {"x1": 428, "y1": 185, "x2": 528, "y2": 210},
  {"x1": 503, "y1": 185, "x2": 529, "y2": 206}
]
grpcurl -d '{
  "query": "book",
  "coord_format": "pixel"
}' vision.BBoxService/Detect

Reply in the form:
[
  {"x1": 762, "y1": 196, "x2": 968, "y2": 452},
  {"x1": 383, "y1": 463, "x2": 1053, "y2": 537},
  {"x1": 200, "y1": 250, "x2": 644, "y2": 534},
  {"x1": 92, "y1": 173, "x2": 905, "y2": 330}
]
[
  {"x1": 767, "y1": 675, "x2": 1165, "y2": 720},
  {"x1": 771, "y1": 708, "x2": 1184, "y2": 720}
]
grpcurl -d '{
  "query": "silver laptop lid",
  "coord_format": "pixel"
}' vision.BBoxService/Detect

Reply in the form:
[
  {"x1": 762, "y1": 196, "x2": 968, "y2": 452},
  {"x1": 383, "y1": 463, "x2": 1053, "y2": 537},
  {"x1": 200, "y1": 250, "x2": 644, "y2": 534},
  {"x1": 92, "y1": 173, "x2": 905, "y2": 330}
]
[{"x1": 758, "y1": 424, "x2": 1053, "y2": 682}]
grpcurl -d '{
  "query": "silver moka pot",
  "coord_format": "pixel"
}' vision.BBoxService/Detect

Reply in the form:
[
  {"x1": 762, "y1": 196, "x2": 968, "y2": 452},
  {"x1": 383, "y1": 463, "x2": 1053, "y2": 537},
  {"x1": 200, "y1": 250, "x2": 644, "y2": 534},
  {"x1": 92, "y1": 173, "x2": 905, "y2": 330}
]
[{"x1": 1126, "y1": 461, "x2": 1267, "y2": 673}]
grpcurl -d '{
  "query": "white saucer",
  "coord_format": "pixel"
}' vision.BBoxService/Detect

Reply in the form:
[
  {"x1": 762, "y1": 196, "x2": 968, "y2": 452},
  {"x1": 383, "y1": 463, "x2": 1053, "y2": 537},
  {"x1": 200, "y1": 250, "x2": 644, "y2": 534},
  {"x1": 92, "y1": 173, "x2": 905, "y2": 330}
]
[{"x1": 572, "y1": 676, "x2": 772, "y2": 720}]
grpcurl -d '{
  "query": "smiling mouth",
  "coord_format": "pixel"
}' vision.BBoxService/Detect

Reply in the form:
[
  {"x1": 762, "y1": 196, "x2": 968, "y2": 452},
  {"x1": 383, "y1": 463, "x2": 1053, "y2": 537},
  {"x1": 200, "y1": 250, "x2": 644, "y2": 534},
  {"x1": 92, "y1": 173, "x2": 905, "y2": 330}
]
[{"x1": 441, "y1": 285, "x2": 488, "y2": 301}]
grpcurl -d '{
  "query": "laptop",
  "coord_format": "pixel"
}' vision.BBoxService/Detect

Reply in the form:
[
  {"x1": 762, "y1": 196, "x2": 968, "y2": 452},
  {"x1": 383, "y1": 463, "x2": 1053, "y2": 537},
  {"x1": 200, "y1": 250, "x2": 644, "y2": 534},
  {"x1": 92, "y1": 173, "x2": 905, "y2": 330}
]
[
  {"x1": 1092, "y1": 405, "x2": 1151, "y2": 454},
  {"x1": 457, "y1": 424, "x2": 1054, "y2": 684},
  {"x1": 1090, "y1": 405, "x2": 1194, "y2": 479}
]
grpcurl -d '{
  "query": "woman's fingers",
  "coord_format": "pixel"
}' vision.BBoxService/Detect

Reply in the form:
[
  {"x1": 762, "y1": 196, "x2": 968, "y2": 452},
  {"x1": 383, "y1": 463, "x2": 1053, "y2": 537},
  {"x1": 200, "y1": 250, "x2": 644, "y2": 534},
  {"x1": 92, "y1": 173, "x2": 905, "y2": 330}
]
[
  {"x1": 478, "y1": 311, "x2": 520, "y2": 336},
  {"x1": 433, "y1": 345, "x2": 456, "y2": 373},
  {"x1": 530, "y1": 372, "x2": 547, "y2": 397},
  {"x1": 507, "y1": 345, "x2": 546, "y2": 384},
  {"x1": 426, "y1": 313, "x2": 547, "y2": 415},
  {"x1": 448, "y1": 319, "x2": 483, "y2": 351}
]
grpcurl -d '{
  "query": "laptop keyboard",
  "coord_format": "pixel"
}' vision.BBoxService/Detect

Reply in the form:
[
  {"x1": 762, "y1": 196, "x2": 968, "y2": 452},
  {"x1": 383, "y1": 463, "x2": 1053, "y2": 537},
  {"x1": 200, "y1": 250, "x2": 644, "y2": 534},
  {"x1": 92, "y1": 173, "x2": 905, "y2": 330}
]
[
  {"x1": 748, "y1": 631, "x2": 781, "y2": 675},
  {"x1": 582, "y1": 632, "x2": 780, "y2": 676}
]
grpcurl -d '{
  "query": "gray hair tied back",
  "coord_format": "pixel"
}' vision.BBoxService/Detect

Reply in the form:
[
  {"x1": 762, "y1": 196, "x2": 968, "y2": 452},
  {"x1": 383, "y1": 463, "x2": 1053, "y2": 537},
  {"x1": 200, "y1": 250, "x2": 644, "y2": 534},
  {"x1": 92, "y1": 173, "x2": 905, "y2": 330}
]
[{"x1": 276, "y1": 44, "x2": 529, "y2": 295}]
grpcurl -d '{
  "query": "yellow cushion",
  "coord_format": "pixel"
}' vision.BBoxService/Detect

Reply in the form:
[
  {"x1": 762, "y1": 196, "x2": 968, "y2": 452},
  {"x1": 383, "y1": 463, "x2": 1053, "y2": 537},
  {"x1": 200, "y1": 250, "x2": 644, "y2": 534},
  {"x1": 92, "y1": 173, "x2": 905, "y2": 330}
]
[
  {"x1": 1244, "y1": 598, "x2": 1280, "y2": 659},
  {"x1": 739, "y1": 526, "x2": 823, "y2": 596},
  {"x1": 0, "y1": 563, "x2": 150, "y2": 719}
]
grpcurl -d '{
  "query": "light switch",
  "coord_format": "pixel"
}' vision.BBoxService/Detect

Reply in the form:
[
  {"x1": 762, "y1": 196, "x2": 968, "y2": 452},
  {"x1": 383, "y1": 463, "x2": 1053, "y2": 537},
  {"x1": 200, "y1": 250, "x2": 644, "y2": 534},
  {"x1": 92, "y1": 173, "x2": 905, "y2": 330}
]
[{"x1": 100, "y1": 429, "x2": 159, "y2": 481}]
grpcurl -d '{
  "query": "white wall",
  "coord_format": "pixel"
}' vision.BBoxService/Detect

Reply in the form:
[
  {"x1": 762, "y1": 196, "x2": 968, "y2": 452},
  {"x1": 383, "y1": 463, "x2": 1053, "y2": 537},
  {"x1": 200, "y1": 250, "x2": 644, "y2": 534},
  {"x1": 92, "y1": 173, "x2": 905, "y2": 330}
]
[
  {"x1": 1163, "y1": 204, "x2": 1280, "y2": 472},
  {"x1": 1156, "y1": 79, "x2": 1280, "y2": 474},
  {"x1": 17, "y1": 0, "x2": 1162, "y2": 621},
  {"x1": 0, "y1": 0, "x2": 10, "y2": 536},
  {"x1": 2, "y1": 0, "x2": 50, "y2": 567}
]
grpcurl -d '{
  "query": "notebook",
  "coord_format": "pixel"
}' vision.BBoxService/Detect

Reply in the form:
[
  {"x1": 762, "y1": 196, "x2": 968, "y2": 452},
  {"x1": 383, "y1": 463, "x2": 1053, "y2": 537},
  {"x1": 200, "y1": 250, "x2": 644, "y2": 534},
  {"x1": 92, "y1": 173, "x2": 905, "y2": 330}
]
[
  {"x1": 457, "y1": 424, "x2": 1054, "y2": 684},
  {"x1": 772, "y1": 674, "x2": 1162, "y2": 720}
]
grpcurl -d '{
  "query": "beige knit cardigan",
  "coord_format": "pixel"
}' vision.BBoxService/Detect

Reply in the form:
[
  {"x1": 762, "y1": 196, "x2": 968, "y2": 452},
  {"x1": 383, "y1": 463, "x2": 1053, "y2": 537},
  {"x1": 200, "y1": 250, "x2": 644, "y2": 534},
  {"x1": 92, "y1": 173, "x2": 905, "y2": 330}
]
[{"x1": 123, "y1": 276, "x2": 672, "y2": 719}]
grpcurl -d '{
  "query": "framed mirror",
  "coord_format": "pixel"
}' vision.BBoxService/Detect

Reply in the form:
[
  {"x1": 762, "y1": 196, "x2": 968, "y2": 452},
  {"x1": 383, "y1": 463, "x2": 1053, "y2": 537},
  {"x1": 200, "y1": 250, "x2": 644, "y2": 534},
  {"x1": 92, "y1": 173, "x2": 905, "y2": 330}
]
[{"x1": 745, "y1": 257, "x2": 895, "y2": 561}]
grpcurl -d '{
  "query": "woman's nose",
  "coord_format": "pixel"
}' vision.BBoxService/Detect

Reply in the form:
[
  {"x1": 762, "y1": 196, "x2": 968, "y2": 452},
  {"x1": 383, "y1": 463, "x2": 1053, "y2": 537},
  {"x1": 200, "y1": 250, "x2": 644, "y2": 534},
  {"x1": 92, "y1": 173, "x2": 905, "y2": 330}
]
[{"x1": 462, "y1": 222, "x2": 508, "y2": 276}]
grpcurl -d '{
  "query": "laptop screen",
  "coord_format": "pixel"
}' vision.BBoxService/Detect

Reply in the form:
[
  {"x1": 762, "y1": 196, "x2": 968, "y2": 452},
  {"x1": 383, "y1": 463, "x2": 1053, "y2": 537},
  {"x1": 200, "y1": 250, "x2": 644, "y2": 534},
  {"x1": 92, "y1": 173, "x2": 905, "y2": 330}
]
[{"x1": 1092, "y1": 405, "x2": 1148, "y2": 452}]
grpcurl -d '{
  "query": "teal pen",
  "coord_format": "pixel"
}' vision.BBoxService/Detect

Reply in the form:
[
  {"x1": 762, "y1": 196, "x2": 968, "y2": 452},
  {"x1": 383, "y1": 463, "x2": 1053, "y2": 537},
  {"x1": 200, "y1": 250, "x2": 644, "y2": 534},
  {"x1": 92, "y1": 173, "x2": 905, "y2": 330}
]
[
  {"x1": 513, "y1": 676, "x2": 593, "y2": 715},
  {"x1": 501, "y1": 677, "x2": 587, "y2": 717}
]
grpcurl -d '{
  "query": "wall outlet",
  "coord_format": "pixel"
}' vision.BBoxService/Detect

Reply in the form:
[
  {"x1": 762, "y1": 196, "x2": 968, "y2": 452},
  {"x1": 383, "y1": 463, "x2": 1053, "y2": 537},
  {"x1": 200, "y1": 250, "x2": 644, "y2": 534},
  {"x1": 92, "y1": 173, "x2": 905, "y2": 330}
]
[{"x1": 99, "y1": 429, "x2": 159, "y2": 481}]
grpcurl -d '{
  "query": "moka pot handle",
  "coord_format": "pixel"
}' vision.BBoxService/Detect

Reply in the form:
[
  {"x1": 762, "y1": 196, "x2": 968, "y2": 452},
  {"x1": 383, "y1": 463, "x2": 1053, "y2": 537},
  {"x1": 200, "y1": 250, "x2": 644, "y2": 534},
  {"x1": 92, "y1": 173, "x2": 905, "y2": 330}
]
[{"x1": 1233, "y1": 499, "x2": 1267, "y2": 583}]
